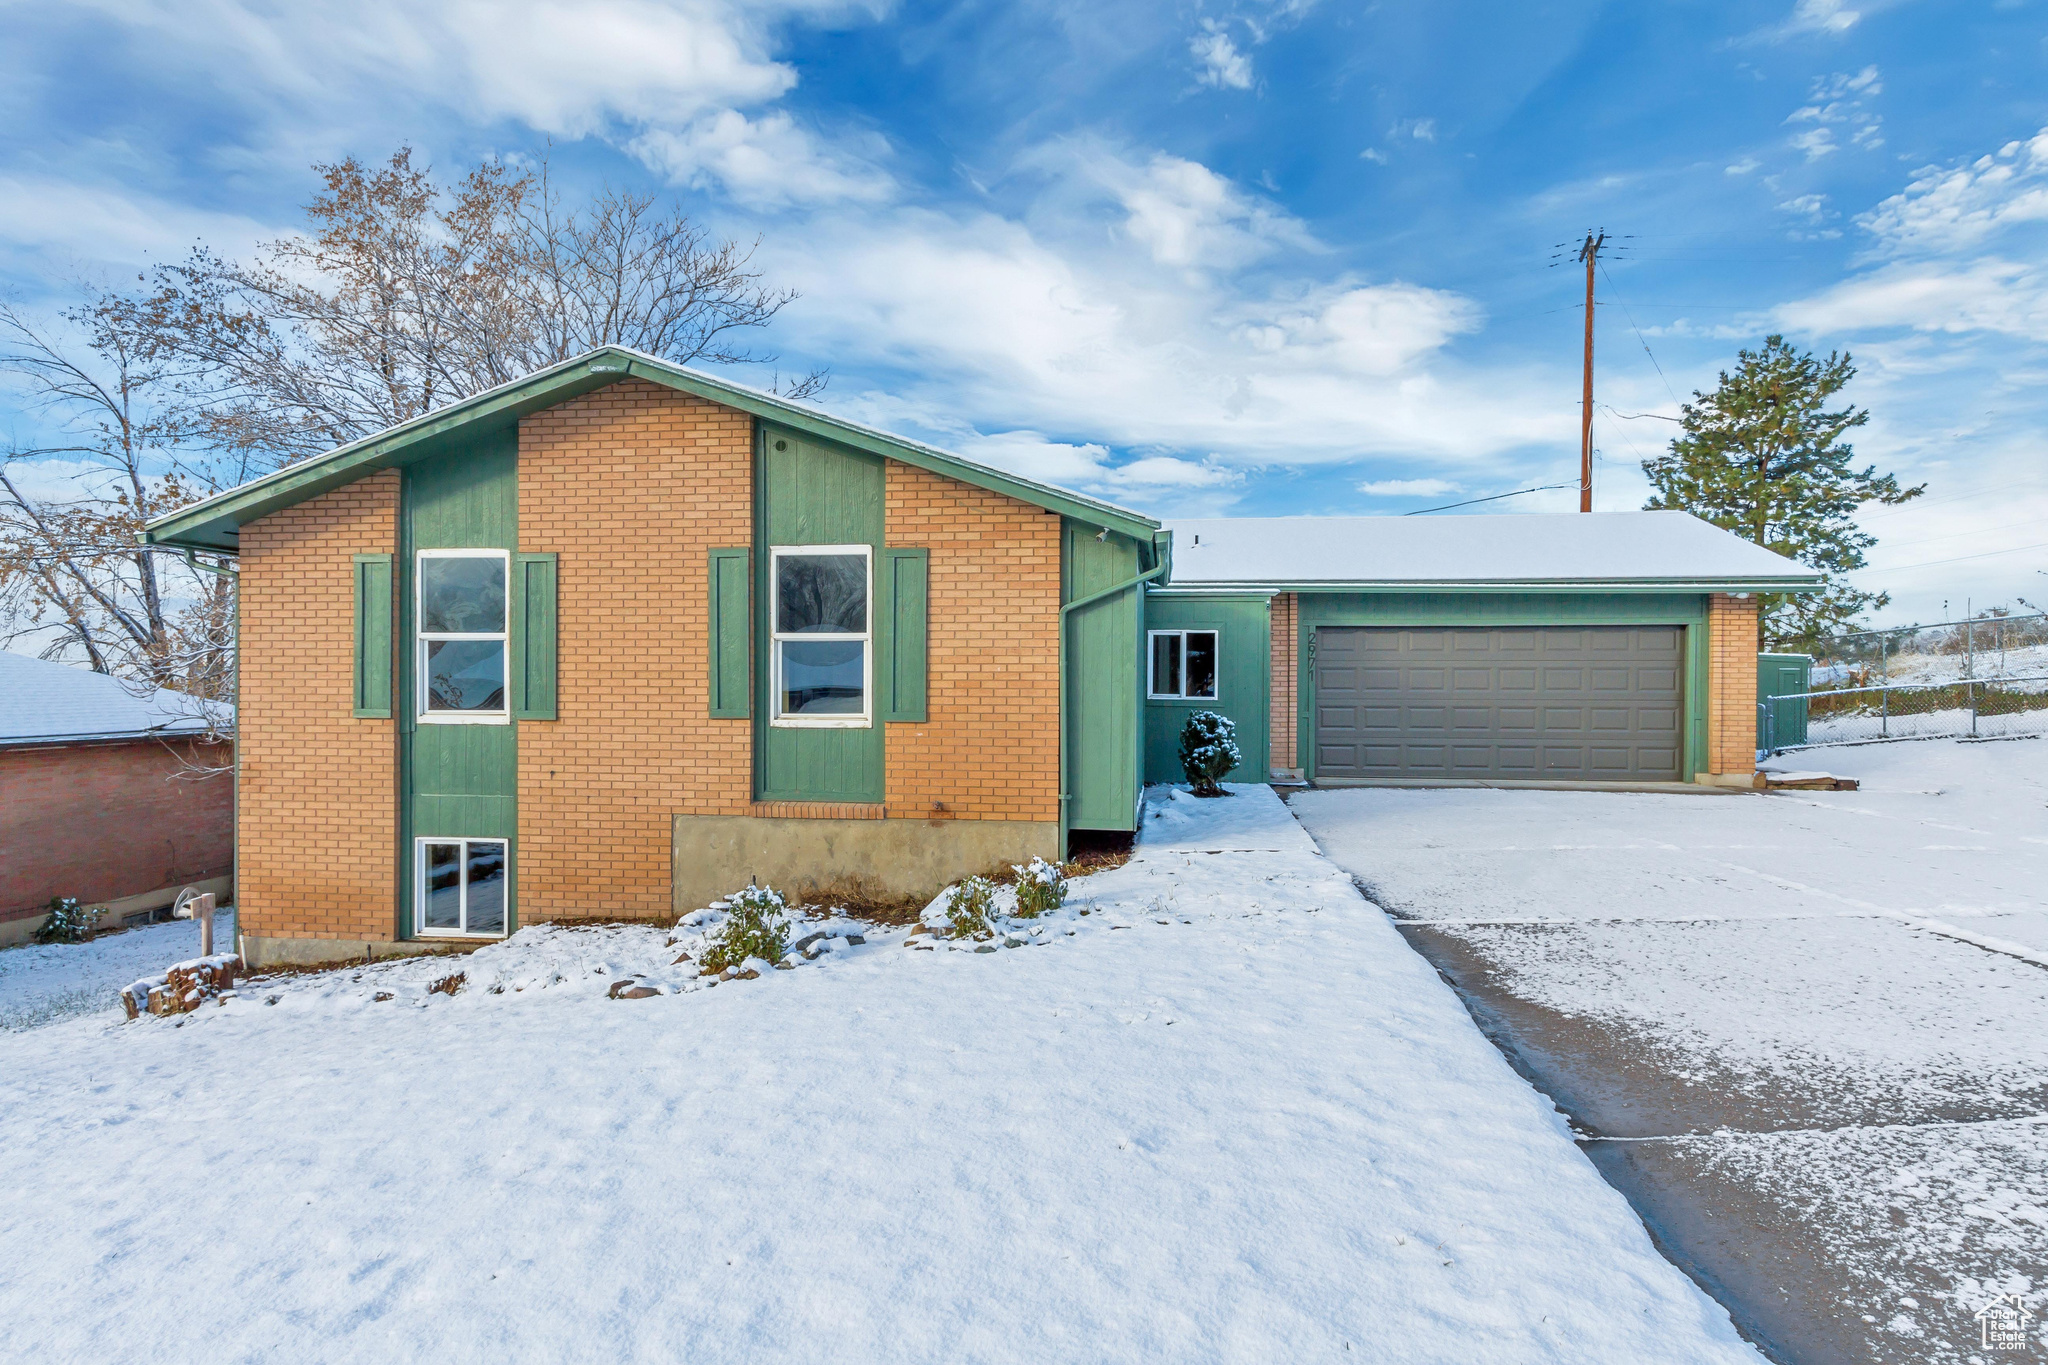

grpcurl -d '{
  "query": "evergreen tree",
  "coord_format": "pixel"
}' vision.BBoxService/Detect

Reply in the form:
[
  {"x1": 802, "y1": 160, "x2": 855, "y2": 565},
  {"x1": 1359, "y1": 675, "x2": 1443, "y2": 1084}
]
[{"x1": 1642, "y1": 335, "x2": 1923, "y2": 650}]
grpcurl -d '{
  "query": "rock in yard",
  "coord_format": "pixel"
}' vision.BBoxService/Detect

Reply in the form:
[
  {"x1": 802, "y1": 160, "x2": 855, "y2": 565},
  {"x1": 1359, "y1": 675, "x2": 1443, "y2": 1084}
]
[
  {"x1": 374, "y1": 992, "x2": 395, "y2": 1003},
  {"x1": 610, "y1": 984, "x2": 661, "y2": 1000},
  {"x1": 974, "y1": 945, "x2": 997, "y2": 954},
  {"x1": 735, "y1": 968, "x2": 761, "y2": 980},
  {"x1": 1003, "y1": 938, "x2": 1024, "y2": 948},
  {"x1": 845, "y1": 935, "x2": 865, "y2": 946},
  {"x1": 774, "y1": 961, "x2": 796, "y2": 971},
  {"x1": 791, "y1": 932, "x2": 828, "y2": 956}
]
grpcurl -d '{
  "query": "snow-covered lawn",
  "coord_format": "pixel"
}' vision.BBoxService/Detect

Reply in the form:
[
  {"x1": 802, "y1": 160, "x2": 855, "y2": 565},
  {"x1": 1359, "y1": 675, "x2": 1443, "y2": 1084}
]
[
  {"x1": 1292, "y1": 739, "x2": 2048, "y2": 1363},
  {"x1": 0, "y1": 911, "x2": 235, "y2": 1031},
  {"x1": 0, "y1": 786, "x2": 1756, "y2": 1364}
]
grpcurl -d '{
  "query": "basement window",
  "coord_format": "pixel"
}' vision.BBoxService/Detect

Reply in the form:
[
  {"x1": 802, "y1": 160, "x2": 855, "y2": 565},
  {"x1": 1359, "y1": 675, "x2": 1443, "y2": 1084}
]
[
  {"x1": 1149, "y1": 629, "x2": 1219, "y2": 701},
  {"x1": 771, "y1": 545, "x2": 871, "y2": 727},
  {"x1": 417, "y1": 549, "x2": 508, "y2": 723},
  {"x1": 416, "y1": 838, "x2": 507, "y2": 937}
]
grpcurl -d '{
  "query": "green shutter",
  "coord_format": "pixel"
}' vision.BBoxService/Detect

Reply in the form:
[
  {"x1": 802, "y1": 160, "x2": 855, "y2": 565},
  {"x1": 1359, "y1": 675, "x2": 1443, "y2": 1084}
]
[
  {"x1": 880, "y1": 548, "x2": 928, "y2": 723},
  {"x1": 352, "y1": 553, "x2": 393, "y2": 718},
  {"x1": 513, "y1": 552, "x2": 558, "y2": 721},
  {"x1": 709, "y1": 547, "x2": 751, "y2": 718}
]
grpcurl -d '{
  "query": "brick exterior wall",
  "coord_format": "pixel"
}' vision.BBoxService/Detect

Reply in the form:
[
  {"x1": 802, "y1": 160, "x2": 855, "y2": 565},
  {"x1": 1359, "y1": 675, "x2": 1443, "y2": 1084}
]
[
  {"x1": 1269, "y1": 592, "x2": 1297, "y2": 773},
  {"x1": 0, "y1": 738, "x2": 233, "y2": 921},
  {"x1": 238, "y1": 470, "x2": 399, "y2": 942},
  {"x1": 517, "y1": 378, "x2": 754, "y2": 921},
  {"x1": 1706, "y1": 592, "x2": 1761, "y2": 776},
  {"x1": 884, "y1": 462, "x2": 1061, "y2": 823}
]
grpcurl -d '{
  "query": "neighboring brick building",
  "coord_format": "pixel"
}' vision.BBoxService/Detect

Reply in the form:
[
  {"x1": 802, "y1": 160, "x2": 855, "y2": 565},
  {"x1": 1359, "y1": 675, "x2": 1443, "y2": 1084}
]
[
  {"x1": 0, "y1": 653, "x2": 232, "y2": 947},
  {"x1": 145, "y1": 346, "x2": 1818, "y2": 967}
]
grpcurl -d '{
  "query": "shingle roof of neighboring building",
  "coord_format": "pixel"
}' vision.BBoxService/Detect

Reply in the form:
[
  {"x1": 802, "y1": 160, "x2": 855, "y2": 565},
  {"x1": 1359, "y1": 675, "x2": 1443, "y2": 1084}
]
[
  {"x1": 1159, "y1": 511, "x2": 1823, "y2": 593},
  {"x1": 0, "y1": 652, "x2": 227, "y2": 746}
]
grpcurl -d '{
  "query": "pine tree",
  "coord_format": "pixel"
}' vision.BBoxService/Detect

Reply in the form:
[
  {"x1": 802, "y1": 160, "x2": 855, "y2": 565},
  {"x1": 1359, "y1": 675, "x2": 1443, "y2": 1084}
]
[{"x1": 1642, "y1": 335, "x2": 1922, "y2": 650}]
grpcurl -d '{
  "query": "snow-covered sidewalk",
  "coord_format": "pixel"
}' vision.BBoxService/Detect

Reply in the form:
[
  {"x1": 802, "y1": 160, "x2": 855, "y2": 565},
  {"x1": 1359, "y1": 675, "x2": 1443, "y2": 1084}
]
[{"x1": 0, "y1": 786, "x2": 1754, "y2": 1363}]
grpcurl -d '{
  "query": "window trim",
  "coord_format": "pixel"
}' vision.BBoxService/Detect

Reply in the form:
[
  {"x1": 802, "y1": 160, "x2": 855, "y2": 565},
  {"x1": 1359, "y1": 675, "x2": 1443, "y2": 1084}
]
[
  {"x1": 1147, "y1": 628, "x2": 1221, "y2": 702},
  {"x1": 416, "y1": 548, "x2": 511, "y2": 726},
  {"x1": 413, "y1": 836, "x2": 510, "y2": 939},
  {"x1": 769, "y1": 543, "x2": 873, "y2": 729}
]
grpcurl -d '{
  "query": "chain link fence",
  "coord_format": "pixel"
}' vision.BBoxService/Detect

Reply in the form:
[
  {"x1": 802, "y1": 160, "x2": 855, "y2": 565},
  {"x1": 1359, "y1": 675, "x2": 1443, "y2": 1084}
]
[
  {"x1": 1763, "y1": 673, "x2": 2048, "y2": 749},
  {"x1": 1764, "y1": 610, "x2": 2048, "y2": 751}
]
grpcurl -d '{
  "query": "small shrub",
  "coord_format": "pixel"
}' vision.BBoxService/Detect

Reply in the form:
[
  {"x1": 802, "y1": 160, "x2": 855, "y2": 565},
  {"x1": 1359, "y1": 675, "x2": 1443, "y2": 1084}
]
[
  {"x1": 34, "y1": 897, "x2": 94, "y2": 945},
  {"x1": 1178, "y1": 710, "x2": 1241, "y2": 797},
  {"x1": 945, "y1": 876, "x2": 996, "y2": 938},
  {"x1": 703, "y1": 885, "x2": 791, "y2": 971},
  {"x1": 1012, "y1": 857, "x2": 1068, "y2": 918}
]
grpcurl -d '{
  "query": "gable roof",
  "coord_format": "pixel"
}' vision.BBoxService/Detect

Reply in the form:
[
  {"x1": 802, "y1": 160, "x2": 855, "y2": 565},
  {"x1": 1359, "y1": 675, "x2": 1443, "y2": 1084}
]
[
  {"x1": 144, "y1": 346, "x2": 1163, "y2": 553},
  {"x1": 1160, "y1": 511, "x2": 1825, "y2": 594},
  {"x1": 0, "y1": 652, "x2": 229, "y2": 747}
]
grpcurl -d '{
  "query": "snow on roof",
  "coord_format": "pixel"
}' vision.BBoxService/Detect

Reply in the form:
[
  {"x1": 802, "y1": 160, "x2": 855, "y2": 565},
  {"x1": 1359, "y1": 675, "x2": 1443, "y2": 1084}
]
[
  {"x1": 1162, "y1": 511, "x2": 1821, "y2": 590},
  {"x1": 0, "y1": 652, "x2": 226, "y2": 745}
]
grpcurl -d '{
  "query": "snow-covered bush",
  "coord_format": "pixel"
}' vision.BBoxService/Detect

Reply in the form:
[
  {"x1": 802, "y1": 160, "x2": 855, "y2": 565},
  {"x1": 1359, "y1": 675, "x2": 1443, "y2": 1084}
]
[
  {"x1": 1011, "y1": 857, "x2": 1067, "y2": 918},
  {"x1": 702, "y1": 885, "x2": 791, "y2": 971},
  {"x1": 1178, "y1": 710, "x2": 1240, "y2": 797},
  {"x1": 34, "y1": 897, "x2": 94, "y2": 944},
  {"x1": 944, "y1": 876, "x2": 995, "y2": 938}
]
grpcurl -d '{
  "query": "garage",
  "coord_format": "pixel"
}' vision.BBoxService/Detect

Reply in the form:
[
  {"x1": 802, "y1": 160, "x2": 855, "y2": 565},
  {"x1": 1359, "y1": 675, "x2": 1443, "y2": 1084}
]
[{"x1": 1312, "y1": 625, "x2": 1684, "y2": 781}]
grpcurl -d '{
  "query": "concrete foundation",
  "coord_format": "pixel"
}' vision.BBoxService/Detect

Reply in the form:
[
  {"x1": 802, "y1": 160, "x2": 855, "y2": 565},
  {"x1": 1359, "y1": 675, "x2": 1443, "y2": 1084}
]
[
  {"x1": 238, "y1": 934, "x2": 484, "y2": 971},
  {"x1": 672, "y1": 815, "x2": 1060, "y2": 915}
]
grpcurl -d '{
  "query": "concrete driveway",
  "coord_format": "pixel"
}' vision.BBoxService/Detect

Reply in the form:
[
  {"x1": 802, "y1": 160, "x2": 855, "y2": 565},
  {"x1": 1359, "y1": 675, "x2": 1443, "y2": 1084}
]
[{"x1": 1290, "y1": 739, "x2": 2048, "y2": 1365}]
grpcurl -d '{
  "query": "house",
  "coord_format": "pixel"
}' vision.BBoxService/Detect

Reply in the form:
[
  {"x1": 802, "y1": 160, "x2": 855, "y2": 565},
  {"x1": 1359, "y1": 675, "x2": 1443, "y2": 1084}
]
[
  {"x1": 144, "y1": 346, "x2": 1820, "y2": 968},
  {"x1": 0, "y1": 652, "x2": 233, "y2": 946}
]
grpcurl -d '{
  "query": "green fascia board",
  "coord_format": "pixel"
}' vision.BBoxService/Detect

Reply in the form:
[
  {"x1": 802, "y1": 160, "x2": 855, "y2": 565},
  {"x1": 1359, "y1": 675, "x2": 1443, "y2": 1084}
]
[
  {"x1": 1177, "y1": 576, "x2": 1822, "y2": 595},
  {"x1": 144, "y1": 346, "x2": 1162, "y2": 553}
]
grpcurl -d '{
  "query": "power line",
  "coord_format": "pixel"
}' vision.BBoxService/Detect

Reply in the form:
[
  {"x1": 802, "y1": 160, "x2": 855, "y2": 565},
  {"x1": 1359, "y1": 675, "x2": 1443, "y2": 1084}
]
[
  {"x1": 1405, "y1": 483, "x2": 1581, "y2": 516},
  {"x1": 1597, "y1": 260, "x2": 1684, "y2": 410},
  {"x1": 1845, "y1": 539, "x2": 2048, "y2": 573}
]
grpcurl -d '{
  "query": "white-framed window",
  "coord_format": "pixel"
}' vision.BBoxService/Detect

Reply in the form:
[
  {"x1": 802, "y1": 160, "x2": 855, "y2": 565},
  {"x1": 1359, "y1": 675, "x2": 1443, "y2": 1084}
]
[
  {"x1": 417, "y1": 549, "x2": 509, "y2": 724},
  {"x1": 415, "y1": 837, "x2": 508, "y2": 938},
  {"x1": 1149, "y1": 629, "x2": 1220, "y2": 701},
  {"x1": 769, "y1": 544, "x2": 871, "y2": 727}
]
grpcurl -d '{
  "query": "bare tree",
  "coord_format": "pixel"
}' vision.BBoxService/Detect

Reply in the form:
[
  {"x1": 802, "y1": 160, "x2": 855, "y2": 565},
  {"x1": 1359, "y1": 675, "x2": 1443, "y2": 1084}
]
[
  {"x1": 144, "y1": 148, "x2": 823, "y2": 466},
  {"x1": 0, "y1": 295, "x2": 238, "y2": 761}
]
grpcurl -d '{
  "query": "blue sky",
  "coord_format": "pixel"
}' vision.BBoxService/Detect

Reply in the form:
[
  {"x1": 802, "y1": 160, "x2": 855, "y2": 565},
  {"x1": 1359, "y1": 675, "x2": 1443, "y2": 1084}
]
[{"x1": 4, "y1": 0, "x2": 2047, "y2": 624}]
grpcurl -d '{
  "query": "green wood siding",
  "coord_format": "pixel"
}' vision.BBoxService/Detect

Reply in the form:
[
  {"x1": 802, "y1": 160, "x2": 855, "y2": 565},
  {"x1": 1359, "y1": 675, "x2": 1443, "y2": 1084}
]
[
  {"x1": 400, "y1": 432, "x2": 519, "y2": 936},
  {"x1": 1062, "y1": 521, "x2": 1144, "y2": 831},
  {"x1": 512, "y1": 552, "x2": 557, "y2": 721},
  {"x1": 879, "y1": 547, "x2": 929, "y2": 723},
  {"x1": 754, "y1": 423, "x2": 886, "y2": 803},
  {"x1": 708, "y1": 547, "x2": 752, "y2": 718},
  {"x1": 1293, "y1": 592, "x2": 1711, "y2": 784},
  {"x1": 352, "y1": 553, "x2": 393, "y2": 718},
  {"x1": 1142, "y1": 593, "x2": 1270, "y2": 785}
]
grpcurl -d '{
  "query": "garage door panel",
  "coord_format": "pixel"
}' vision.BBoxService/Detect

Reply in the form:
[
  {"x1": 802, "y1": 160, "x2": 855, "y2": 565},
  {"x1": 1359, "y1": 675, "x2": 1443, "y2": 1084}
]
[{"x1": 1314, "y1": 625, "x2": 1684, "y2": 781}]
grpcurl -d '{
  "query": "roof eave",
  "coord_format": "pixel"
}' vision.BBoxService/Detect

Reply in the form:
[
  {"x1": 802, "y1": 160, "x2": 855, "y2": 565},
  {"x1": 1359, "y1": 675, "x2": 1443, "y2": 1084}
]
[
  {"x1": 145, "y1": 347, "x2": 1161, "y2": 552},
  {"x1": 1163, "y1": 576, "x2": 1827, "y2": 595}
]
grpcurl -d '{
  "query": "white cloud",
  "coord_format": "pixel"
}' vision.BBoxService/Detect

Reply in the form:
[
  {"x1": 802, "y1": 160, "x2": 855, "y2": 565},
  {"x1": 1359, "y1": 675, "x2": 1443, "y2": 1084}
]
[
  {"x1": 1390, "y1": 118, "x2": 1437, "y2": 143},
  {"x1": 1360, "y1": 147, "x2": 1389, "y2": 165},
  {"x1": 1358, "y1": 478, "x2": 1458, "y2": 497},
  {"x1": 1784, "y1": 66, "x2": 1883, "y2": 160},
  {"x1": 629, "y1": 110, "x2": 892, "y2": 208},
  {"x1": 1779, "y1": 192, "x2": 1832, "y2": 220},
  {"x1": 1778, "y1": 259, "x2": 2048, "y2": 340},
  {"x1": 1045, "y1": 144, "x2": 1315, "y2": 272},
  {"x1": 1772, "y1": 0, "x2": 1862, "y2": 37},
  {"x1": 755, "y1": 151, "x2": 1554, "y2": 486},
  {"x1": 1725, "y1": 158, "x2": 1760, "y2": 176},
  {"x1": 1190, "y1": 22, "x2": 1253, "y2": 91},
  {"x1": 0, "y1": 173, "x2": 279, "y2": 276},
  {"x1": 1857, "y1": 129, "x2": 2048, "y2": 257}
]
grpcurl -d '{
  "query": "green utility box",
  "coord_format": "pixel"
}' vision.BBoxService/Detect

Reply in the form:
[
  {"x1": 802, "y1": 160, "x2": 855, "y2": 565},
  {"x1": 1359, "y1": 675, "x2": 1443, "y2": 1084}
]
[{"x1": 1757, "y1": 653, "x2": 1813, "y2": 751}]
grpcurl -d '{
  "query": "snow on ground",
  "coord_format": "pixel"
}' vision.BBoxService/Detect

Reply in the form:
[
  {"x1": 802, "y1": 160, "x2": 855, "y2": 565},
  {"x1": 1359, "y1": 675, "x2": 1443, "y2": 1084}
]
[
  {"x1": 0, "y1": 785, "x2": 1758, "y2": 1364},
  {"x1": 0, "y1": 911, "x2": 236, "y2": 1031},
  {"x1": 1291, "y1": 739, "x2": 2048, "y2": 1359}
]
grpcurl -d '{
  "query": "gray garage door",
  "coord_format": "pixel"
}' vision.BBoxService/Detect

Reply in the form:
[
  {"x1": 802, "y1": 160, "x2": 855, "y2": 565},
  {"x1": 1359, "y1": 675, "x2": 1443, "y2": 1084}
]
[{"x1": 1313, "y1": 626, "x2": 1684, "y2": 781}]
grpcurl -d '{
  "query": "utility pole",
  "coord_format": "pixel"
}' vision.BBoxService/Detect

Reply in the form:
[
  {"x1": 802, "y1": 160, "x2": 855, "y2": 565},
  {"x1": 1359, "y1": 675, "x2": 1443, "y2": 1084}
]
[{"x1": 1575, "y1": 230, "x2": 1606, "y2": 513}]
